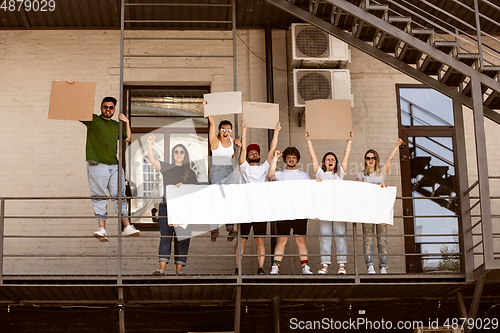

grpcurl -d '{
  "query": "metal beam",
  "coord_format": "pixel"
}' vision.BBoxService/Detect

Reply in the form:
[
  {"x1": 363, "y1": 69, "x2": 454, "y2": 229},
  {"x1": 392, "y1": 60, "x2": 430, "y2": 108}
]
[
  {"x1": 455, "y1": 292, "x2": 468, "y2": 318},
  {"x1": 234, "y1": 285, "x2": 241, "y2": 333},
  {"x1": 453, "y1": 98, "x2": 474, "y2": 282},
  {"x1": 464, "y1": 274, "x2": 486, "y2": 333},
  {"x1": 471, "y1": 78, "x2": 494, "y2": 268},
  {"x1": 265, "y1": 0, "x2": 500, "y2": 125},
  {"x1": 118, "y1": 288, "x2": 125, "y2": 333},
  {"x1": 273, "y1": 296, "x2": 281, "y2": 333}
]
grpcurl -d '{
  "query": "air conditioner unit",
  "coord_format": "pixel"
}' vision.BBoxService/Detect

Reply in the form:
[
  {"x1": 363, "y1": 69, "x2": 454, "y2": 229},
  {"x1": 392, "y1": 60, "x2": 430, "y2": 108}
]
[
  {"x1": 414, "y1": 327, "x2": 462, "y2": 333},
  {"x1": 291, "y1": 23, "x2": 351, "y2": 67},
  {"x1": 293, "y1": 69, "x2": 353, "y2": 108}
]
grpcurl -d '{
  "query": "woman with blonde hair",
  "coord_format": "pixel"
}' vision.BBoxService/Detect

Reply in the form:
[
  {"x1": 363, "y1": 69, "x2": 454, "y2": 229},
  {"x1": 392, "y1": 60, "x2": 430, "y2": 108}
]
[{"x1": 356, "y1": 138, "x2": 403, "y2": 275}]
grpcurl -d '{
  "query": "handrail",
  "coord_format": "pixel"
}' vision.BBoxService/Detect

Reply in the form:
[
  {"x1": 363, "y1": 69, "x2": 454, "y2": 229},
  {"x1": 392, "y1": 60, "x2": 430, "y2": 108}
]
[
  {"x1": 0, "y1": 195, "x2": 465, "y2": 280},
  {"x1": 384, "y1": 0, "x2": 500, "y2": 65}
]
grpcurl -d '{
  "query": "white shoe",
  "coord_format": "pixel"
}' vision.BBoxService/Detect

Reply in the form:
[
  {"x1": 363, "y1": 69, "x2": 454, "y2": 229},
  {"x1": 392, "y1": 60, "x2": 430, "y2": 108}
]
[
  {"x1": 380, "y1": 267, "x2": 387, "y2": 274},
  {"x1": 338, "y1": 264, "x2": 347, "y2": 275},
  {"x1": 122, "y1": 225, "x2": 140, "y2": 237},
  {"x1": 317, "y1": 264, "x2": 328, "y2": 275},
  {"x1": 367, "y1": 265, "x2": 376, "y2": 274},
  {"x1": 270, "y1": 265, "x2": 280, "y2": 275},
  {"x1": 302, "y1": 265, "x2": 313, "y2": 275},
  {"x1": 93, "y1": 227, "x2": 108, "y2": 242}
]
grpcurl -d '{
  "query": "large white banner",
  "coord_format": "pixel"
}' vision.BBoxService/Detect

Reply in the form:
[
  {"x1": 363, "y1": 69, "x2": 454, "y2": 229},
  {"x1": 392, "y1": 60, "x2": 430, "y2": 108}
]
[{"x1": 166, "y1": 180, "x2": 396, "y2": 225}]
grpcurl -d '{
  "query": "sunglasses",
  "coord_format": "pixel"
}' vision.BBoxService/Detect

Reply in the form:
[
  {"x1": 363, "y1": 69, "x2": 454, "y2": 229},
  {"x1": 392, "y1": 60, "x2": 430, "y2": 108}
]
[
  {"x1": 220, "y1": 128, "x2": 232, "y2": 133},
  {"x1": 365, "y1": 156, "x2": 377, "y2": 161},
  {"x1": 174, "y1": 150, "x2": 186, "y2": 155},
  {"x1": 101, "y1": 106, "x2": 115, "y2": 110}
]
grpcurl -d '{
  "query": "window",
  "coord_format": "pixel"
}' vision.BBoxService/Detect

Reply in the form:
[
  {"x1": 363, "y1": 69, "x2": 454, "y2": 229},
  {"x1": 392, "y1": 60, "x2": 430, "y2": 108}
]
[{"x1": 124, "y1": 86, "x2": 210, "y2": 229}]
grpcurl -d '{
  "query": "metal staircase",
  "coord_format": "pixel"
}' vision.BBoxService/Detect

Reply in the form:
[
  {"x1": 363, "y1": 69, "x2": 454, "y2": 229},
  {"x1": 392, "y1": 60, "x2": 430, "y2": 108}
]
[{"x1": 266, "y1": 0, "x2": 500, "y2": 124}]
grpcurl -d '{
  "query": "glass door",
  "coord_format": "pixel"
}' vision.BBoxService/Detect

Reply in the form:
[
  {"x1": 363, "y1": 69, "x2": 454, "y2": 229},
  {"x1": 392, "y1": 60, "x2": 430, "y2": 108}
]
[{"x1": 397, "y1": 85, "x2": 462, "y2": 273}]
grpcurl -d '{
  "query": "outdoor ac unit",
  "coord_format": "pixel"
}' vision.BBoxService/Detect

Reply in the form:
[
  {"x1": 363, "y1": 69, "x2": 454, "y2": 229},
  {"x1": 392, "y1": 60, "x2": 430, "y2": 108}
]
[
  {"x1": 291, "y1": 23, "x2": 351, "y2": 67},
  {"x1": 414, "y1": 328, "x2": 462, "y2": 333},
  {"x1": 293, "y1": 69, "x2": 353, "y2": 108}
]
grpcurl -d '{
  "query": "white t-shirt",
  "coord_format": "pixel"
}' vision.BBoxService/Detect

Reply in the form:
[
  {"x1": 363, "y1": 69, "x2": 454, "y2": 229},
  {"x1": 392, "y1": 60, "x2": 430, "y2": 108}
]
[
  {"x1": 275, "y1": 168, "x2": 311, "y2": 181},
  {"x1": 314, "y1": 166, "x2": 346, "y2": 181},
  {"x1": 356, "y1": 170, "x2": 386, "y2": 184},
  {"x1": 240, "y1": 160, "x2": 270, "y2": 183}
]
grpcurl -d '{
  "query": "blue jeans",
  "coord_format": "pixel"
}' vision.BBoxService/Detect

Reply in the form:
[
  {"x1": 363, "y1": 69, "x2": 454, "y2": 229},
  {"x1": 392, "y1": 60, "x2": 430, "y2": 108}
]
[
  {"x1": 318, "y1": 221, "x2": 347, "y2": 265},
  {"x1": 159, "y1": 202, "x2": 191, "y2": 266},
  {"x1": 209, "y1": 164, "x2": 235, "y2": 231},
  {"x1": 362, "y1": 223, "x2": 388, "y2": 268},
  {"x1": 87, "y1": 162, "x2": 128, "y2": 222}
]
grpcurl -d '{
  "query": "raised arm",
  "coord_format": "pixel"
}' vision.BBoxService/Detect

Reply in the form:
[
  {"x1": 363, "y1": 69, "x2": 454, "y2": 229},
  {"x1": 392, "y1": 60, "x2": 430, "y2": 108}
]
[
  {"x1": 146, "y1": 135, "x2": 161, "y2": 171},
  {"x1": 208, "y1": 116, "x2": 219, "y2": 150},
  {"x1": 267, "y1": 150, "x2": 282, "y2": 181},
  {"x1": 238, "y1": 121, "x2": 247, "y2": 166},
  {"x1": 304, "y1": 131, "x2": 320, "y2": 175},
  {"x1": 118, "y1": 113, "x2": 132, "y2": 143},
  {"x1": 266, "y1": 122, "x2": 281, "y2": 165},
  {"x1": 383, "y1": 138, "x2": 404, "y2": 174},
  {"x1": 340, "y1": 131, "x2": 354, "y2": 173}
]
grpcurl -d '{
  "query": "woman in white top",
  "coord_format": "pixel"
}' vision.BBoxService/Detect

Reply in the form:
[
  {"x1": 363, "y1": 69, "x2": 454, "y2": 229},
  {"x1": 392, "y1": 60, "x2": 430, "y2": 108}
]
[
  {"x1": 356, "y1": 138, "x2": 403, "y2": 275},
  {"x1": 305, "y1": 130, "x2": 354, "y2": 275},
  {"x1": 208, "y1": 116, "x2": 239, "y2": 242}
]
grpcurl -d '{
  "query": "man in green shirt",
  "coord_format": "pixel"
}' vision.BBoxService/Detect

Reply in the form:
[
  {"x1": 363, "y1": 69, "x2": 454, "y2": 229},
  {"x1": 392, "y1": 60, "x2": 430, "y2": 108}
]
[{"x1": 82, "y1": 96, "x2": 140, "y2": 241}]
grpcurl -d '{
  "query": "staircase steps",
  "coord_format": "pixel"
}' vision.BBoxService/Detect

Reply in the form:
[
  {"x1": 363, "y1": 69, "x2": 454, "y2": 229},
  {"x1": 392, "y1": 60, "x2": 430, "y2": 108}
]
[
  {"x1": 410, "y1": 156, "x2": 432, "y2": 179},
  {"x1": 396, "y1": 29, "x2": 434, "y2": 64},
  {"x1": 418, "y1": 166, "x2": 449, "y2": 188}
]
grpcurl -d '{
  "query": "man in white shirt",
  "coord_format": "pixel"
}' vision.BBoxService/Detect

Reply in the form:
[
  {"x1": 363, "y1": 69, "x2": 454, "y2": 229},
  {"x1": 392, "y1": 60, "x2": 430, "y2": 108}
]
[
  {"x1": 234, "y1": 121, "x2": 280, "y2": 275},
  {"x1": 267, "y1": 147, "x2": 313, "y2": 275}
]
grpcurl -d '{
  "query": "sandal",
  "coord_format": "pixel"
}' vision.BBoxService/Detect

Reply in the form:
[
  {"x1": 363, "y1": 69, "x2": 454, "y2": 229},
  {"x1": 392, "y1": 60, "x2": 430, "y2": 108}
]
[
  {"x1": 211, "y1": 229, "x2": 219, "y2": 242},
  {"x1": 153, "y1": 269, "x2": 165, "y2": 276},
  {"x1": 317, "y1": 264, "x2": 328, "y2": 275},
  {"x1": 338, "y1": 264, "x2": 347, "y2": 275},
  {"x1": 227, "y1": 230, "x2": 238, "y2": 242}
]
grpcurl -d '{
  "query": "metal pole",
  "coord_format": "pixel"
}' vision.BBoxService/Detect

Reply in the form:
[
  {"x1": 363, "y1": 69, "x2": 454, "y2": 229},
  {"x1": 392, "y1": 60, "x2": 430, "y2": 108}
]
[
  {"x1": 471, "y1": 78, "x2": 494, "y2": 268},
  {"x1": 453, "y1": 98, "x2": 474, "y2": 281},
  {"x1": 265, "y1": 21, "x2": 275, "y2": 149},
  {"x1": 273, "y1": 296, "x2": 281, "y2": 333},
  {"x1": 118, "y1": 287, "x2": 125, "y2": 333},
  {"x1": 0, "y1": 198, "x2": 4, "y2": 285},
  {"x1": 353, "y1": 223, "x2": 360, "y2": 283},
  {"x1": 234, "y1": 285, "x2": 241, "y2": 333},
  {"x1": 265, "y1": 21, "x2": 277, "y2": 257},
  {"x1": 232, "y1": 0, "x2": 239, "y2": 138},
  {"x1": 473, "y1": 0, "x2": 484, "y2": 69},
  {"x1": 464, "y1": 274, "x2": 486, "y2": 333},
  {"x1": 118, "y1": 0, "x2": 125, "y2": 286}
]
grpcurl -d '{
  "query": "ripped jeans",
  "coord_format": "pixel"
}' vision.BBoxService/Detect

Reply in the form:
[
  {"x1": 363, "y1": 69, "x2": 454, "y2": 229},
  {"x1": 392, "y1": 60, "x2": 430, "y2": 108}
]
[{"x1": 362, "y1": 223, "x2": 388, "y2": 268}]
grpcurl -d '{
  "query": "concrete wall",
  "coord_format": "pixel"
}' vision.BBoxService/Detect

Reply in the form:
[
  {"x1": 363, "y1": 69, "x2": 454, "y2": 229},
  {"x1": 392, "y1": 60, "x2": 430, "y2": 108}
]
[{"x1": 0, "y1": 28, "x2": 498, "y2": 276}]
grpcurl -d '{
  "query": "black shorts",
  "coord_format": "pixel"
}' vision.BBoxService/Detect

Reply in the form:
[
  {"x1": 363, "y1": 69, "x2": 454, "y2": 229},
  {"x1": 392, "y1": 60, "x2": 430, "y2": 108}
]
[
  {"x1": 240, "y1": 222, "x2": 267, "y2": 239},
  {"x1": 275, "y1": 219, "x2": 308, "y2": 236}
]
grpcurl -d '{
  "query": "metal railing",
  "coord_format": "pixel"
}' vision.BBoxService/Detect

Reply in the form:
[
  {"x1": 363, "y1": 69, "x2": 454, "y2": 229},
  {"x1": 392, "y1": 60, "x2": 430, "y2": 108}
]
[
  {"x1": 0, "y1": 195, "x2": 466, "y2": 284},
  {"x1": 463, "y1": 176, "x2": 500, "y2": 272}
]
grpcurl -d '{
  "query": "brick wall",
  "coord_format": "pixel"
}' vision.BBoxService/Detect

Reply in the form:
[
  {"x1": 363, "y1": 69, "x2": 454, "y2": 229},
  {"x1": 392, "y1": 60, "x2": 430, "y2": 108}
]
[{"x1": 1, "y1": 29, "x2": 498, "y2": 277}]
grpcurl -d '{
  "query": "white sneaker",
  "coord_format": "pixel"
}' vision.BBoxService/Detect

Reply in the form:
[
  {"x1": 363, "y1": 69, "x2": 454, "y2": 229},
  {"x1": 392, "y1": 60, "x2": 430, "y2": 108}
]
[
  {"x1": 380, "y1": 267, "x2": 388, "y2": 274},
  {"x1": 318, "y1": 264, "x2": 328, "y2": 275},
  {"x1": 93, "y1": 227, "x2": 108, "y2": 242},
  {"x1": 270, "y1": 265, "x2": 280, "y2": 275},
  {"x1": 338, "y1": 264, "x2": 347, "y2": 275},
  {"x1": 302, "y1": 265, "x2": 313, "y2": 275},
  {"x1": 122, "y1": 225, "x2": 140, "y2": 237},
  {"x1": 367, "y1": 265, "x2": 376, "y2": 274}
]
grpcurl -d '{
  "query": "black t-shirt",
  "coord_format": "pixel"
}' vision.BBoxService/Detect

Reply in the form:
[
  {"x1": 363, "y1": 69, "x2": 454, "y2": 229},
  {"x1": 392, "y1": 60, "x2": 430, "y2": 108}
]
[{"x1": 159, "y1": 162, "x2": 198, "y2": 196}]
